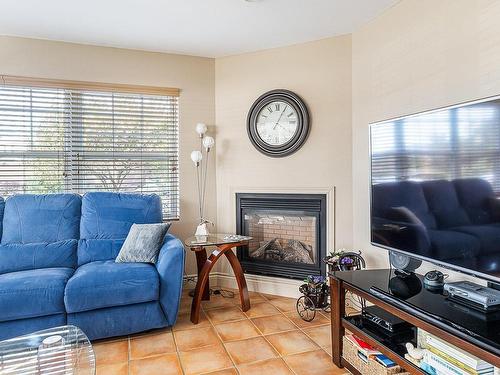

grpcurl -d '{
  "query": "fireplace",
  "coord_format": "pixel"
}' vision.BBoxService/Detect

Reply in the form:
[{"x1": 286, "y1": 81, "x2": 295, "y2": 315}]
[{"x1": 236, "y1": 193, "x2": 326, "y2": 280}]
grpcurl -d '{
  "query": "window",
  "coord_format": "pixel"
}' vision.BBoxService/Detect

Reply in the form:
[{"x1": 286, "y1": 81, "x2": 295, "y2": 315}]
[{"x1": 0, "y1": 76, "x2": 180, "y2": 220}]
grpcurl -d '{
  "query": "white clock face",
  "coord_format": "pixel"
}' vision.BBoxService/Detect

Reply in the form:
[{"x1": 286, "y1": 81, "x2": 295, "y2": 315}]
[{"x1": 256, "y1": 101, "x2": 299, "y2": 146}]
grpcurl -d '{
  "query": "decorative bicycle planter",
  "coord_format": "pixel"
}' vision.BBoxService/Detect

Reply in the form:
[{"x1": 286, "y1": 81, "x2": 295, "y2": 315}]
[{"x1": 296, "y1": 276, "x2": 330, "y2": 322}]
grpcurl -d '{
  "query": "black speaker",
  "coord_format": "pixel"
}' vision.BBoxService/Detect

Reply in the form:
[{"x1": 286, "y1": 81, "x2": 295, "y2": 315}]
[
  {"x1": 389, "y1": 273, "x2": 422, "y2": 300},
  {"x1": 389, "y1": 251, "x2": 422, "y2": 272}
]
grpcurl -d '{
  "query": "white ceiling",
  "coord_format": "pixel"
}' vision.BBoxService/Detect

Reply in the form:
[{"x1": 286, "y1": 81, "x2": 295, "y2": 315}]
[{"x1": 0, "y1": 0, "x2": 398, "y2": 58}]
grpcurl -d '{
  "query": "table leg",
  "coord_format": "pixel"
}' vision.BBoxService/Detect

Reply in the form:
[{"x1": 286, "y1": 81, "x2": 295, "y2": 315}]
[
  {"x1": 191, "y1": 248, "x2": 224, "y2": 324},
  {"x1": 195, "y1": 248, "x2": 210, "y2": 301},
  {"x1": 224, "y1": 249, "x2": 250, "y2": 312},
  {"x1": 330, "y1": 276, "x2": 345, "y2": 367}
]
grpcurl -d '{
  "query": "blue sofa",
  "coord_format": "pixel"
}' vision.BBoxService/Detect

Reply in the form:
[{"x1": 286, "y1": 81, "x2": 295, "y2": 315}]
[
  {"x1": 0, "y1": 192, "x2": 185, "y2": 341},
  {"x1": 372, "y1": 178, "x2": 500, "y2": 273}
]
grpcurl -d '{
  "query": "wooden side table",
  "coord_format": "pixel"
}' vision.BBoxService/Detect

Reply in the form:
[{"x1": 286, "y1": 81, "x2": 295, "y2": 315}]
[{"x1": 185, "y1": 234, "x2": 252, "y2": 324}]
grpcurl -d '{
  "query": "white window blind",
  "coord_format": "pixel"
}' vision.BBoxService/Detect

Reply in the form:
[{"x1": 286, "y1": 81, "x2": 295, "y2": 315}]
[{"x1": 0, "y1": 83, "x2": 179, "y2": 220}]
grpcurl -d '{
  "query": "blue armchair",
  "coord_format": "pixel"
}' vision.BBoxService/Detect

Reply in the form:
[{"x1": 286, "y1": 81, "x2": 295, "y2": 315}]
[{"x1": 0, "y1": 192, "x2": 185, "y2": 341}]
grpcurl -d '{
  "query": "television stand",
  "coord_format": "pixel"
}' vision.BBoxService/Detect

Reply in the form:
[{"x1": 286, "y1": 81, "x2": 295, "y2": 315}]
[{"x1": 329, "y1": 269, "x2": 500, "y2": 374}]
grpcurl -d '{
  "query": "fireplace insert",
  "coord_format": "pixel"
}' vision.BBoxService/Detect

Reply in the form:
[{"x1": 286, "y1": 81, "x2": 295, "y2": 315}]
[{"x1": 236, "y1": 193, "x2": 327, "y2": 280}]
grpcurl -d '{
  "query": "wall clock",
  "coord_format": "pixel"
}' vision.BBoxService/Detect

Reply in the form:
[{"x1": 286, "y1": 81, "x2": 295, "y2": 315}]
[{"x1": 247, "y1": 89, "x2": 310, "y2": 157}]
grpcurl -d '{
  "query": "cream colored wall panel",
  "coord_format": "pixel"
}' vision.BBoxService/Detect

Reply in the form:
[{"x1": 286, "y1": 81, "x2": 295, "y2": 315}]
[
  {"x1": 352, "y1": 0, "x2": 500, "y2": 275},
  {"x1": 0, "y1": 36, "x2": 216, "y2": 275}
]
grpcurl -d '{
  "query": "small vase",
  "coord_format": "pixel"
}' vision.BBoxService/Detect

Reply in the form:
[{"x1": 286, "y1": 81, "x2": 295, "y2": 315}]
[{"x1": 195, "y1": 222, "x2": 210, "y2": 237}]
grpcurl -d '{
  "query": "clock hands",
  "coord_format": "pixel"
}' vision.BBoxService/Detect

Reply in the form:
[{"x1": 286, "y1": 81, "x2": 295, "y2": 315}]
[{"x1": 273, "y1": 105, "x2": 287, "y2": 130}]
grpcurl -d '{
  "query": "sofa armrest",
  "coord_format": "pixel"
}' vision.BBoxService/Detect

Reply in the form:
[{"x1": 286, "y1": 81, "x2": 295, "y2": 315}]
[{"x1": 155, "y1": 233, "x2": 185, "y2": 325}]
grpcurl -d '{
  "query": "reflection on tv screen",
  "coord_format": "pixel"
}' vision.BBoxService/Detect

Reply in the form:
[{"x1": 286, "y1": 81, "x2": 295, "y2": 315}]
[{"x1": 370, "y1": 97, "x2": 500, "y2": 281}]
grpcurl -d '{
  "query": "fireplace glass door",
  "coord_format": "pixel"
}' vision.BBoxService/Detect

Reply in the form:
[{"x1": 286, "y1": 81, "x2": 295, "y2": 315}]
[{"x1": 237, "y1": 193, "x2": 326, "y2": 279}]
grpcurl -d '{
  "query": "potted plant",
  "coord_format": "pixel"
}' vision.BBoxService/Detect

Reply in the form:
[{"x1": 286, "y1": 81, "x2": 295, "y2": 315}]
[
  {"x1": 323, "y1": 249, "x2": 364, "y2": 273},
  {"x1": 298, "y1": 275, "x2": 329, "y2": 308}
]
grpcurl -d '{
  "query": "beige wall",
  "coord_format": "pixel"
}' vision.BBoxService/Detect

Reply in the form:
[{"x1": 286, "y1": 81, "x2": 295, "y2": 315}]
[
  {"x1": 352, "y1": 0, "x2": 500, "y2": 274},
  {"x1": 215, "y1": 36, "x2": 353, "y2": 276},
  {"x1": 0, "y1": 36, "x2": 216, "y2": 275}
]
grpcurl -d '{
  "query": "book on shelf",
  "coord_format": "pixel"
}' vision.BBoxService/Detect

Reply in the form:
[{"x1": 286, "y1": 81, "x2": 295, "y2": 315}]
[
  {"x1": 374, "y1": 354, "x2": 398, "y2": 368},
  {"x1": 422, "y1": 350, "x2": 494, "y2": 375},
  {"x1": 417, "y1": 328, "x2": 493, "y2": 374},
  {"x1": 425, "y1": 334, "x2": 492, "y2": 372},
  {"x1": 345, "y1": 334, "x2": 381, "y2": 357}
]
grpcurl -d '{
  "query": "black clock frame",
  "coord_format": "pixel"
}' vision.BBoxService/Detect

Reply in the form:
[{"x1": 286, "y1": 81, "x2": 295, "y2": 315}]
[{"x1": 247, "y1": 89, "x2": 310, "y2": 157}]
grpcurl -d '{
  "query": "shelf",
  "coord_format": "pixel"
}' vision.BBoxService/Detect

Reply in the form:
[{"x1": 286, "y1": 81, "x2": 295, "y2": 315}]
[{"x1": 342, "y1": 316, "x2": 425, "y2": 375}]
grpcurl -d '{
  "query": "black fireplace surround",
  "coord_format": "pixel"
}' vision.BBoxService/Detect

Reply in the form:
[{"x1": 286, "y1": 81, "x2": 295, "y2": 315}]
[{"x1": 236, "y1": 193, "x2": 327, "y2": 280}]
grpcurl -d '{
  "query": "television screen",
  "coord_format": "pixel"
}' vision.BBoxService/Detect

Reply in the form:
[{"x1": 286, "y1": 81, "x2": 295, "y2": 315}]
[{"x1": 370, "y1": 96, "x2": 500, "y2": 282}]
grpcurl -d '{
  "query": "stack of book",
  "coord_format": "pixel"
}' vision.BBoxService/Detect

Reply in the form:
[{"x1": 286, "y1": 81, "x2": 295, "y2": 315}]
[
  {"x1": 417, "y1": 329, "x2": 494, "y2": 375},
  {"x1": 345, "y1": 334, "x2": 399, "y2": 370}
]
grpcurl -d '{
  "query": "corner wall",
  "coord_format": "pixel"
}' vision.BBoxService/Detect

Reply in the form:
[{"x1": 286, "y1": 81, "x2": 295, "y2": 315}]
[
  {"x1": 215, "y1": 36, "x2": 353, "y2": 293},
  {"x1": 352, "y1": 0, "x2": 500, "y2": 275}
]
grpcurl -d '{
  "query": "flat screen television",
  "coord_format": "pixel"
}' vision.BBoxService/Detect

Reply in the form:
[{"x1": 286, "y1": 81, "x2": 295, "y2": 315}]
[{"x1": 370, "y1": 95, "x2": 500, "y2": 284}]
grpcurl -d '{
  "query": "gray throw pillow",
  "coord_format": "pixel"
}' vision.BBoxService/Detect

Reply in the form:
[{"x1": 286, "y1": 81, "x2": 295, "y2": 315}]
[{"x1": 115, "y1": 223, "x2": 171, "y2": 264}]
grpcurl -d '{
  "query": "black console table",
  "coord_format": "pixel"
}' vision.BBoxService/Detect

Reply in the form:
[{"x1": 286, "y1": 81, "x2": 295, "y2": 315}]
[{"x1": 330, "y1": 269, "x2": 500, "y2": 374}]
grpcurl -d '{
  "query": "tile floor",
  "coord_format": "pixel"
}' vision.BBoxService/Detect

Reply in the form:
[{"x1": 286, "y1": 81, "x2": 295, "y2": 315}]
[{"x1": 92, "y1": 287, "x2": 350, "y2": 375}]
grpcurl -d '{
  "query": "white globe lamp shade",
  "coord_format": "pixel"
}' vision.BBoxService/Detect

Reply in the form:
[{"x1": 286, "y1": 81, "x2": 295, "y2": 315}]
[
  {"x1": 195, "y1": 123, "x2": 208, "y2": 137},
  {"x1": 203, "y1": 136, "x2": 215, "y2": 151},
  {"x1": 190, "y1": 150, "x2": 203, "y2": 165}
]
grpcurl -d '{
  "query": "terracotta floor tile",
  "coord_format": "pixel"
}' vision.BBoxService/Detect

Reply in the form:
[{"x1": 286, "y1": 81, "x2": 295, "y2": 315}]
[
  {"x1": 319, "y1": 310, "x2": 332, "y2": 320},
  {"x1": 174, "y1": 326, "x2": 221, "y2": 351},
  {"x1": 93, "y1": 339, "x2": 128, "y2": 365},
  {"x1": 199, "y1": 368, "x2": 238, "y2": 375},
  {"x1": 283, "y1": 349, "x2": 344, "y2": 375},
  {"x1": 205, "y1": 306, "x2": 246, "y2": 324},
  {"x1": 251, "y1": 314, "x2": 297, "y2": 335},
  {"x1": 95, "y1": 362, "x2": 128, "y2": 375},
  {"x1": 324, "y1": 345, "x2": 333, "y2": 355},
  {"x1": 285, "y1": 310, "x2": 331, "y2": 328},
  {"x1": 244, "y1": 301, "x2": 280, "y2": 318},
  {"x1": 202, "y1": 295, "x2": 236, "y2": 310},
  {"x1": 265, "y1": 330, "x2": 319, "y2": 356},
  {"x1": 237, "y1": 358, "x2": 294, "y2": 375},
  {"x1": 248, "y1": 291, "x2": 266, "y2": 303},
  {"x1": 268, "y1": 297, "x2": 297, "y2": 312},
  {"x1": 303, "y1": 324, "x2": 331, "y2": 347},
  {"x1": 179, "y1": 344, "x2": 234, "y2": 375},
  {"x1": 179, "y1": 297, "x2": 194, "y2": 314},
  {"x1": 214, "y1": 319, "x2": 261, "y2": 342},
  {"x1": 224, "y1": 336, "x2": 278, "y2": 365},
  {"x1": 130, "y1": 331, "x2": 176, "y2": 359},
  {"x1": 129, "y1": 353, "x2": 183, "y2": 375},
  {"x1": 173, "y1": 311, "x2": 211, "y2": 331}
]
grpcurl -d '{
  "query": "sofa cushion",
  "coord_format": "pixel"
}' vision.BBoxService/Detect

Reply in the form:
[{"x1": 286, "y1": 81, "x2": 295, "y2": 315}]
[
  {"x1": 2, "y1": 194, "x2": 81, "y2": 244},
  {"x1": 77, "y1": 239, "x2": 125, "y2": 266},
  {"x1": 0, "y1": 268, "x2": 73, "y2": 322},
  {"x1": 64, "y1": 260, "x2": 160, "y2": 313},
  {"x1": 453, "y1": 178, "x2": 495, "y2": 225},
  {"x1": 452, "y1": 225, "x2": 500, "y2": 255},
  {"x1": 421, "y1": 180, "x2": 471, "y2": 229},
  {"x1": 372, "y1": 181, "x2": 437, "y2": 229},
  {"x1": 115, "y1": 223, "x2": 171, "y2": 264},
  {"x1": 80, "y1": 192, "x2": 162, "y2": 240},
  {"x1": 0, "y1": 240, "x2": 77, "y2": 275},
  {"x1": 428, "y1": 229, "x2": 480, "y2": 261}
]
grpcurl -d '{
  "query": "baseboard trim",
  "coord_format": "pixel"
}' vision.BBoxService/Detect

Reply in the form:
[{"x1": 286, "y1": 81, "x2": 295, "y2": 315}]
[{"x1": 184, "y1": 272, "x2": 302, "y2": 298}]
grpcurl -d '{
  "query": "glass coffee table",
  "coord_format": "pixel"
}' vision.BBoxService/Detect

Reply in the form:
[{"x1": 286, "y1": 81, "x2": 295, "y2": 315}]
[
  {"x1": 185, "y1": 234, "x2": 252, "y2": 324},
  {"x1": 0, "y1": 325, "x2": 95, "y2": 374}
]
